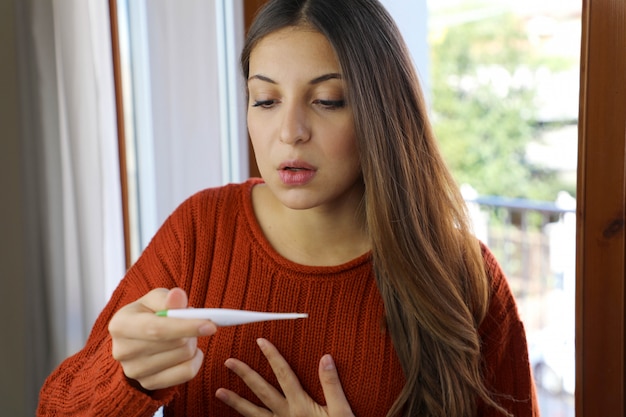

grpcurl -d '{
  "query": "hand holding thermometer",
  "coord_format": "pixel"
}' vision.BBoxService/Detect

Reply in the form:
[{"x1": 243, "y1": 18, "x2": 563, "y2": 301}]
[{"x1": 156, "y1": 308, "x2": 308, "y2": 327}]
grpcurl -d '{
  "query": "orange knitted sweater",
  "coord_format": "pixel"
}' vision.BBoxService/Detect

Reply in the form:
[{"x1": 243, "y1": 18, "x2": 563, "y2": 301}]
[{"x1": 37, "y1": 179, "x2": 538, "y2": 417}]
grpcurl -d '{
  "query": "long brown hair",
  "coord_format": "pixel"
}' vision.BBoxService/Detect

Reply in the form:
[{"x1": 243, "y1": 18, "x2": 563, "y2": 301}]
[{"x1": 241, "y1": 1, "x2": 509, "y2": 416}]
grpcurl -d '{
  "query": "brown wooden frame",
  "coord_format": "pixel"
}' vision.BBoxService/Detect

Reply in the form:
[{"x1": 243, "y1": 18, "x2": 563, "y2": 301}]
[
  {"x1": 108, "y1": 0, "x2": 132, "y2": 270},
  {"x1": 576, "y1": 0, "x2": 626, "y2": 415}
]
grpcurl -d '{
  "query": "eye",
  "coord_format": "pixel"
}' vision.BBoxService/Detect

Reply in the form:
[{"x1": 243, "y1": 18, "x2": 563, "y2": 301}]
[
  {"x1": 252, "y1": 99, "x2": 278, "y2": 109},
  {"x1": 314, "y1": 99, "x2": 345, "y2": 110}
]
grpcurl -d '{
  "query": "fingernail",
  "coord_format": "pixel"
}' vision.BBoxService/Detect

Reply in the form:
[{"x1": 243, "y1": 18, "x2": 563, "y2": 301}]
[
  {"x1": 256, "y1": 338, "x2": 266, "y2": 350},
  {"x1": 215, "y1": 389, "x2": 228, "y2": 401},
  {"x1": 198, "y1": 323, "x2": 214, "y2": 336},
  {"x1": 322, "y1": 354, "x2": 335, "y2": 371}
]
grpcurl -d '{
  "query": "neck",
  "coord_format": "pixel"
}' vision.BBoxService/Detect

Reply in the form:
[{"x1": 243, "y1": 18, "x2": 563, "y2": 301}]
[{"x1": 252, "y1": 185, "x2": 370, "y2": 266}]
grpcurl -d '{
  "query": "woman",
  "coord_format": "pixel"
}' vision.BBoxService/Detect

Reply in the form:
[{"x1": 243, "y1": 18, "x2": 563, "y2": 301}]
[{"x1": 37, "y1": 1, "x2": 538, "y2": 416}]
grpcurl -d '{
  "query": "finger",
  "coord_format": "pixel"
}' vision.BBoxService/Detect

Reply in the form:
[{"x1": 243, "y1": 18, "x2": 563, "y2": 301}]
[
  {"x1": 256, "y1": 338, "x2": 304, "y2": 399},
  {"x1": 112, "y1": 333, "x2": 197, "y2": 360},
  {"x1": 224, "y1": 358, "x2": 286, "y2": 413},
  {"x1": 154, "y1": 288, "x2": 217, "y2": 337},
  {"x1": 110, "y1": 306, "x2": 215, "y2": 341},
  {"x1": 117, "y1": 336, "x2": 199, "y2": 379},
  {"x1": 319, "y1": 354, "x2": 354, "y2": 416},
  {"x1": 134, "y1": 346, "x2": 205, "y2": 391},
  {"x1": 215, "y1": 388, "x2": 273, "y2": 417},
  {"x1": 164, "y1": 287, "x2": 189, "y2": 310},
  {"x1": 109, "y1": 291, "x2": 216, "y2": 342},
  {"x1": 138, "y1": 287, "x2": 170, "y2": 309}
]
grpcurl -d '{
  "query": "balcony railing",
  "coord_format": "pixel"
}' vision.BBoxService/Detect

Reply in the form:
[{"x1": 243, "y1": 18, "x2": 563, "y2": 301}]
[
  {"x1": 465, "y1": 191, "x2": 576, "y2": 329},
  {"x1": 465, "y1": 189, "x2": 577, "y2": 405}
]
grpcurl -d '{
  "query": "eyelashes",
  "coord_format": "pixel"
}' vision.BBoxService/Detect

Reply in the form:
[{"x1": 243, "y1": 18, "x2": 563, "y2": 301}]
[
  {"x1": 251, "y1": 99, "x2": 276, "y2": 109},
  {"x1": 251, "y1": 99, "x2": 345, "y2": 110},
  {"x1": 315, "y1": 99, "x2": 345, "y2": 109}
]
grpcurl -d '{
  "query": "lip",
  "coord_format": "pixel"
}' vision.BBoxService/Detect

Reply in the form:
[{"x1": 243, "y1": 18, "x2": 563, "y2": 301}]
[
  {"x1": 278, "y1": 160, "x2": 317, "y2": 171},
  {"x1": 277, "y1": 160, "x2": 317, "y2": 185}
]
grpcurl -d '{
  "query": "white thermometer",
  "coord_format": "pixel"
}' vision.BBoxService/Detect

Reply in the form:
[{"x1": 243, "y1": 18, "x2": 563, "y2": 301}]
[{"x1": 156, "y1": 308, "x2": 308, "y2": 327}]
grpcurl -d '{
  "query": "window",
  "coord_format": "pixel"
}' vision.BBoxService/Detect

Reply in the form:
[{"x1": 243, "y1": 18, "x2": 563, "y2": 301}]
[{"x1": 427, "y1": 1, "x2": 580, "y2": 415}]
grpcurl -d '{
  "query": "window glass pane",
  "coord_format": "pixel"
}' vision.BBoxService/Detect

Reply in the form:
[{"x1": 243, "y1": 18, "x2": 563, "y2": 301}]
[{"x1": 427, "y1": 1, "x2": 579, "y2": 416}]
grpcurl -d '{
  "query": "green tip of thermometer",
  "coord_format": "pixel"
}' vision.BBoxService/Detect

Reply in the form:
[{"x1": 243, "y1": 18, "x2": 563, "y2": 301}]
[{"x1": 155, "y1": 308, "x2": 308, "y2": 327}]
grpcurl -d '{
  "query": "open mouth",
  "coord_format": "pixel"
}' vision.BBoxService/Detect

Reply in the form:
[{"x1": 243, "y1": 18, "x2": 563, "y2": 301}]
[
  {"x1": 282, "y1": 166, "x2": 311, "y2": 171},
  {"x1": 279, "y1": 161, "x2": 316, "y2": 172},
  {"x1": 277, "y1": 162, "x2": 317, "y2": 185}
]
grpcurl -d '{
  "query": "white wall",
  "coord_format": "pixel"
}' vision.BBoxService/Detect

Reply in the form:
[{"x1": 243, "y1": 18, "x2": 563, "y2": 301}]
[{"x1": 381, "y1": 0, "x2": 431, "y2": 100}]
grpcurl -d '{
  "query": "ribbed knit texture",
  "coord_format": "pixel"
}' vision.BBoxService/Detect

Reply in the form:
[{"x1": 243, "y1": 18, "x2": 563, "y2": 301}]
[{"x1": 37, "y1": 179, "x2": 538, "y2": 417}]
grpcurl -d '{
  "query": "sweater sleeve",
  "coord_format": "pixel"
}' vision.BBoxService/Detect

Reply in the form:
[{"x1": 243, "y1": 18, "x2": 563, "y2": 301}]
[
  {"x1": 37, "y1": 197, "x2": 196, "y2": 417},
  {"x1": 477, "y1": 244, "x2": 541, "y2": 417}
]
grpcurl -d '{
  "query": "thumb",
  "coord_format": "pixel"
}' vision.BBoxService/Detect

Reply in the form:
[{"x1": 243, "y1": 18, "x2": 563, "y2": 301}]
[{"x1": 165, "y1": 287, "x2": 189, "y2": 310}]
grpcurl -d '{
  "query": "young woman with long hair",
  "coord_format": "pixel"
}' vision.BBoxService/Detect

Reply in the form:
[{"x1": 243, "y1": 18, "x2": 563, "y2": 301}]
[{"x1": 37, "y1": 1, "x2": 538, "y2": 416}]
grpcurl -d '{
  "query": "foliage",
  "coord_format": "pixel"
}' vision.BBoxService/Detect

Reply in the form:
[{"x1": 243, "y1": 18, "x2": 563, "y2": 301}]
[{"x1": 429, "y1": 12, "x2": 571, "y2": 201}]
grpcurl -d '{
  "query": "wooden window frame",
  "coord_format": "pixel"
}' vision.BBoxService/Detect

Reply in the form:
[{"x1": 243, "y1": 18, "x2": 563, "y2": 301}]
[
  {"x1": 108, "y1": 0, "x2": 132, "y2": 270},
  {"x1": 576, "y1": 0, "x2": 626, "y2": 415}
]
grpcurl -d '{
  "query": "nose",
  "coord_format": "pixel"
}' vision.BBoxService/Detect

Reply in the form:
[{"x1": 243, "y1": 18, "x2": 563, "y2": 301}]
[{"x1": 279, "y1": 102, "x2": 311, "y2": 145}]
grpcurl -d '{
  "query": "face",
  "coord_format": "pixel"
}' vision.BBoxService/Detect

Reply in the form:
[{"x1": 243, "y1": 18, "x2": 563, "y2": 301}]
[{"x1": 247, "y1": 26, "x2": 362, "y2": 212}]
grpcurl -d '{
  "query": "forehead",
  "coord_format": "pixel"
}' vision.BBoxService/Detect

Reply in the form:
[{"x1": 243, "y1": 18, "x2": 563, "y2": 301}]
[{"x1": 249, "y1": 27, "x2": 341, "y2": 76}]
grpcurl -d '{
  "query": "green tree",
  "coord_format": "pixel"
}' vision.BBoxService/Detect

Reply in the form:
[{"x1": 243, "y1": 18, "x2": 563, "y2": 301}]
[{"x1": 430, "y1": 12, "x2": 568, "y2": 200}]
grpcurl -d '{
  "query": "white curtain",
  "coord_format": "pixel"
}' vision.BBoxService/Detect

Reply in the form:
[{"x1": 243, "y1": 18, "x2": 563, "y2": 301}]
[
  {"x1": 16, "y1": 1, "x2": 246, "y2": 412},
  {"x1": 18, "y1": 0, "x2": 126, "y2": 395},
  {"x1": 54, "y1": 0, "x2": 126, "y2": 349}
]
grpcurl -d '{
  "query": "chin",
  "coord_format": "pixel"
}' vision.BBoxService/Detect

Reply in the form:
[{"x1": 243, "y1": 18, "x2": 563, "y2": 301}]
[{"x1": 277, "y1": 194, "x2": 320, "y2": 211}]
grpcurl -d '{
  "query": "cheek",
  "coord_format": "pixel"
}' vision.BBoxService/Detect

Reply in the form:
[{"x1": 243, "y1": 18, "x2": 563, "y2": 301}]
[
  {"x1": 345, "y1": 133, "x2": 362, "y2": 175},
  {"x1": 247, "y1": 115, "x2": 267, "y2": 152},
  {"x1": 334, "y1": 128, "x2": 359, "y2": 160},
  {"x1": 329, "y1": 133, "x2": 361, "y2": 177},
  {"x1": 247, "y1": 129, "x2": 269, "y2": 174},
  {"x1": 247, "y1": 113, "x2": 258, "y2": 141}
]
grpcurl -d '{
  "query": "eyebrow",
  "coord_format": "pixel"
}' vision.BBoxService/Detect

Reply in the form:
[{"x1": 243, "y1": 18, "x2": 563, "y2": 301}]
[{"x1": 247, "y1": 73, "x2": 343, "y2": 85}]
